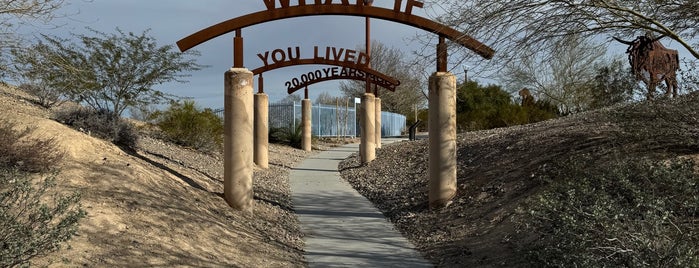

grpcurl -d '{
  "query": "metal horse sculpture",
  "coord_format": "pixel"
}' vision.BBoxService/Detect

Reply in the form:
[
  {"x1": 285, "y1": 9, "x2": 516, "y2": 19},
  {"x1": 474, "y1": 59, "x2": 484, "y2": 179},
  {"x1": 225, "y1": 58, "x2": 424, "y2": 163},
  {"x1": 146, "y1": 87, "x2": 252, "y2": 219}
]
[{"x1": 614, "y1": 33, "x2": 679, "y2": 99}]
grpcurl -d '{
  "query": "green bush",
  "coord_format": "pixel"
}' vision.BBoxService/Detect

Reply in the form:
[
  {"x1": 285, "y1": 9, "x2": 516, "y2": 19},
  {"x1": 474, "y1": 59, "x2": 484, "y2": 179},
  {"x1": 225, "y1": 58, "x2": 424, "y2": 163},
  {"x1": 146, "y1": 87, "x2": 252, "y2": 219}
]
[
  {"x1": 0, "y1": 169, "x2": 86, "y2": 267},
  {"x1": 152, "y1": 100, "x2": 223, "y2": 153},
  {"x1": 54, "y1": 107, "x2": 138, "y2": 149},
  {"x1": 0, "y1": 120, "x2": 64, "y2": 172},
  {"x1": 0, "y1": 120, "x2": 85, "y2": 267},
  {"x1": 269, "y1": 123, "x2": 303, "y2": 149},
  {"x1": 515, "y1": 156, "x2": 699, "y2": 267},
  {"x1": 456, "y1": 81, "x2": 559, "y2": 131}
]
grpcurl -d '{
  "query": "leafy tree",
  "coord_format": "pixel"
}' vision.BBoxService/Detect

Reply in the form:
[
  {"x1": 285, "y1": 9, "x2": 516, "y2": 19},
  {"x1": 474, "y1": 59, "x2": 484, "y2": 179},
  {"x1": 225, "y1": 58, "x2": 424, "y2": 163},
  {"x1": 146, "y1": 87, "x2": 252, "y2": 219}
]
[
  {"x1": 340, "y1": 41, "x2": 426, "y2": 117},
  {"x1": 420, "y1": 1, "x2": 699, "y2": 71},
  {"x1": 12, "y1": 28, "x2": 203, "y2": 117},
  {"x1": 589, "y1": 57, "x2": 639, "y2": 109},
  {"x1": 457, "y1": 81, "x2": 558, "y2": 131}
]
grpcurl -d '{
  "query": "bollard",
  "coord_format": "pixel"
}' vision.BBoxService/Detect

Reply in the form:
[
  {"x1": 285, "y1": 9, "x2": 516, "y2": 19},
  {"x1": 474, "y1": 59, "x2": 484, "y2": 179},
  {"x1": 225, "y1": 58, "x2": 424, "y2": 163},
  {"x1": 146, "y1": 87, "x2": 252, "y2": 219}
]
[
  {"x1": 428, "y1": 72, "x2": 457, "y2": 209},
  {"x1": 301, "y1": 99, "x2": 312, "y2": 152},
  {"x1": 254, "y1": 93, "x2": 269, "y2": 169},
  {"x1": 360, "y1": 93, "x2": 376, "y2": 163},
  {"x1": 224, "y1": 68, "x2": 254, "y2": 212}
]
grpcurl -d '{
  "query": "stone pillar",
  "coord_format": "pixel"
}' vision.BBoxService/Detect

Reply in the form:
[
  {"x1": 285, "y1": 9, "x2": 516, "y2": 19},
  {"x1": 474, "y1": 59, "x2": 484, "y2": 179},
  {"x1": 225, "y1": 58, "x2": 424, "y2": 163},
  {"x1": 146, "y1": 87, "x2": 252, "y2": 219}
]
[
  {"x1": 301, "y1": 98, "x2": 312, "y2": 152},
  {"x1": 254, "y1": 93, "x2": 269, "y2": 169},
  {"x1": 375, "y1": 98, "x2": 382, "y2": 149},
  {"x1": 428, "y1": 72, "x2": 457, "y2": 209},
  {"x1": 224, "y1": 68, "x2": 254, "y2": 212},
  {"x1": 361, "y1": 93, "x2": 376, "y2": 163}
]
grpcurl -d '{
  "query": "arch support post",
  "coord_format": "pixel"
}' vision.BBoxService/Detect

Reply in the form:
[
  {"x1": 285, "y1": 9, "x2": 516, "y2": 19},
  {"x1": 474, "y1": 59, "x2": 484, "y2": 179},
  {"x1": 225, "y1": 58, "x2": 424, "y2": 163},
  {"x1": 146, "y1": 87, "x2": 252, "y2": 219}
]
[
  {"x1": 428, "y1": 72, "x2": 457, "y2": 209},
  {"x1": 375, "y1": 97, "x2": 382, "y2": 149},
  {"x1": 360, "y1": 93, "x2": 376, "y2": 163},
  {"x1": 224, "y1": 68, "x2": 254, "y2": 212},
  {"x1": 301, "y1": 98, "x2": 312, "y2": 152},
  {"x1": 254, "y1": 93, "x2": 269, "y2": 169}
]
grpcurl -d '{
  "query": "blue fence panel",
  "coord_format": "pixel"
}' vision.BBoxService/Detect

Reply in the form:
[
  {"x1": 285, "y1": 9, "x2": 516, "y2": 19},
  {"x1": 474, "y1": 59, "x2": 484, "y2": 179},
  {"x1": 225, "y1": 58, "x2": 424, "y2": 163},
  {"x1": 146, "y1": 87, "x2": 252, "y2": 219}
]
[{"x1": 214, "y1": 101, "x2": 403, "y2": 138}]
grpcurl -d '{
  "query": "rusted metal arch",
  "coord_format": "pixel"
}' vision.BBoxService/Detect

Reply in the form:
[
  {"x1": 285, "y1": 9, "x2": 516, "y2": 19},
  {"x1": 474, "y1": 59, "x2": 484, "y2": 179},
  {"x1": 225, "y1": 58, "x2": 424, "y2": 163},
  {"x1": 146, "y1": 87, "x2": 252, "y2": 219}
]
[
  {"x1": 251, "y1": 58, "x2": 400, "y2": 87},
  {"x1": 286, "y1": 73, "x2": 398, "y2": 94},
  {"x1": 176, "y1": 5, "x2": 494, "y2": 59}
]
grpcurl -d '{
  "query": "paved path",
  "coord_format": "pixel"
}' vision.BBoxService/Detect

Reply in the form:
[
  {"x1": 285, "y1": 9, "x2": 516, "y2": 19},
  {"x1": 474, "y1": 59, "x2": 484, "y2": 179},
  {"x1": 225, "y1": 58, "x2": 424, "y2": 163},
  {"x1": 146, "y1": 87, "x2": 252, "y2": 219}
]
[{"x1": 289, "y1": 140, "x2": 432, "y2": 267}]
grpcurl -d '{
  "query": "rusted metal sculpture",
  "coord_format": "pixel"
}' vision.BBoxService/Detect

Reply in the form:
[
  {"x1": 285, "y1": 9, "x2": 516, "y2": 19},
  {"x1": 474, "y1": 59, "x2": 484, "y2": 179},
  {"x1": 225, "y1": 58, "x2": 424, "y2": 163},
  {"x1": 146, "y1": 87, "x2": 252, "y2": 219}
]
[
  {"x1": 614, "y1": 33, "x2": 679, "y2": 99},
  {"x1": 518, "y1": 88, "x2": 535, "y2": 107},
  {"x1": 284, "y1": 66, "x2": 399, "y2": 94}
]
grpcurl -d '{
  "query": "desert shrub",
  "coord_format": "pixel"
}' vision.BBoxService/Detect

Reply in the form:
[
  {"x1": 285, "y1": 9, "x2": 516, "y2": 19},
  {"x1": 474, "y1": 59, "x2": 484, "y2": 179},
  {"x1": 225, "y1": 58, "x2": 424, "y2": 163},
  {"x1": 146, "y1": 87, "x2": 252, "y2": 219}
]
[
  {"x1": 54, "y1": 107, "x2": 138, "y2": 149},
  {"x1": 18, "y1": 83, "x2": 65, "y2": 109},
  {"x1": 0, "y1": 120, "x2": 64, "y2": 172},
  {"x1": 269, "y1": 123, "x2": 303, "y2": 149},
  {"x1": 515, "y1": 156, "x2": 699, "y2": 267},
  {"x1": 0, "y1": 169, "x2": 86, "y2": 267},
  {"x1": 152, "y1": 100, "x2": 223, "y2": 153},
  {"x1": 456, "y1": 81, "x2": 559, "y2": 131}
]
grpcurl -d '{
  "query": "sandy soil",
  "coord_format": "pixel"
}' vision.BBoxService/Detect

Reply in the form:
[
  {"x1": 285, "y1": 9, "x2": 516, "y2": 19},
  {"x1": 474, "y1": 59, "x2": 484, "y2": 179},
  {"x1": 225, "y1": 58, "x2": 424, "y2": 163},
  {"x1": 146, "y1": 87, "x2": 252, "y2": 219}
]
[{"x1": 1, "y1": 84, "x2": 312, "y2": 267}]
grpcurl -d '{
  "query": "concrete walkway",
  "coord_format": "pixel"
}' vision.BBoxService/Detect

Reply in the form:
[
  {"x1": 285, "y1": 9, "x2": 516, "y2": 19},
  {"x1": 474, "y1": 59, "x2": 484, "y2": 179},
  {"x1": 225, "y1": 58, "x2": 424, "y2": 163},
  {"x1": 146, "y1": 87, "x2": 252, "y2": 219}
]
[{"x1": 289, "y1": 140, "x2": 432, "y2": 267}]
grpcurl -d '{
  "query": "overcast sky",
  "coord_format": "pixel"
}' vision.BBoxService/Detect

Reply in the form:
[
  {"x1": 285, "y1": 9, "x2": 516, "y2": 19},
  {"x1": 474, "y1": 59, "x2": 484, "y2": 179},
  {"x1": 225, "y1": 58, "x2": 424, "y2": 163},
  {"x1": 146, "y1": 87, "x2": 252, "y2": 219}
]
[{"x1": 33, "y1": 0, "x2": 452, "y2": 109}]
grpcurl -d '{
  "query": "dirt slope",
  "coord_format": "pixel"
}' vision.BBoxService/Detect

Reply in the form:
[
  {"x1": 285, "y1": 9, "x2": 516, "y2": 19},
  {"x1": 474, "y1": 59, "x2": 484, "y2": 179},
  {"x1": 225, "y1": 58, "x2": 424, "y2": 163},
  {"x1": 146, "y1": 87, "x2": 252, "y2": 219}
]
[
  {"x1": 340, "y1": 93, "x2": 699, "y2": 267},
  {"x1": 1, "y1": 84, "x2": 310, "y2": 267}
]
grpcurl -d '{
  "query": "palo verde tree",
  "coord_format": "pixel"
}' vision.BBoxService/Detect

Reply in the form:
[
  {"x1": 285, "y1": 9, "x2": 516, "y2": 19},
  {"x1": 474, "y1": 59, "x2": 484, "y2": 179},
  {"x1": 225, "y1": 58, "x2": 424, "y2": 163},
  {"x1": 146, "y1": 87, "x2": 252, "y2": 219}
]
[
  {"x1": 13, "y1": 28, "x2": 203, "y2": 117},
  {"x1": 420, "y1": 1, "x2": 699, "y2": 71},
  {"x1": 1, "y1": 0, "x2": 66, "y2": 77}
]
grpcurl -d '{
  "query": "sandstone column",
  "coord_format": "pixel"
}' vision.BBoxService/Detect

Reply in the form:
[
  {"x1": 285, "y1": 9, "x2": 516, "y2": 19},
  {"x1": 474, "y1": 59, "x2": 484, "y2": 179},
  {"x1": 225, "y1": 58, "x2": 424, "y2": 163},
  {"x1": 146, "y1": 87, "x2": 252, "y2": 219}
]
[
  {"x1": 254, "y1": 93, "x2": 269, "y2": 169},
  {"x1": 375, "y1": 97, "x2": 382, "y2": 149},
  {"x1": 428, "y1": 72, "x2": 457, "y2": 209},
  {"x1": 301, "y1": 98, "x2": 312, "y2": 152},
  {"x1": 361, "y1": 93, "x2": 376, "y2": 163},
  {"x1": 224, "y1": 68, "x2": 254, "y2": 212}
]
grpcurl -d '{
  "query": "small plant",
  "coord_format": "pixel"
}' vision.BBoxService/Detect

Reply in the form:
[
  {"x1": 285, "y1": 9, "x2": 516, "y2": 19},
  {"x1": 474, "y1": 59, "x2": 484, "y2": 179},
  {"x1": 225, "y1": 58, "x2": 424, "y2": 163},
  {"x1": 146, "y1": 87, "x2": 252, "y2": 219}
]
[
  {"x1": 0, "y1": 120, "x2": 64, "y2": 172},
  {"x1": 54, "y1": 107, "x2": 138, "y2": 149},
  {"x1": 270, "y1": 122, "x2": 303, "y2": 149},
  {"x1": 0, "y1": 120, "x2": 84, "y2": 267},
  {"x1": 0, "y1": 169, "x2": 86, "y2": 267},
  {"x1": 514, "y1": 156, "x2": 699, "y2": 267},
  {"x1": 152, "y1": 100, "x2": 223, "y2": 153}
]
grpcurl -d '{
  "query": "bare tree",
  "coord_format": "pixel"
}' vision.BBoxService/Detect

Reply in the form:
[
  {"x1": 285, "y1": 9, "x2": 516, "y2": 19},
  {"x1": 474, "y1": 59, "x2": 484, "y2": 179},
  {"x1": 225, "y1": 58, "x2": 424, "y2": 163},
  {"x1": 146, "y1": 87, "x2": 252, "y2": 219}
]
[
  {"x1": 498, "y1": 35, "x2": 607, "y2": 114},
  {"x1": 340, "y1": 41, "x2": 426, "y2": 117},
  {"x1": 420, "y1": 0, "x2": 699, "y2": 73}
]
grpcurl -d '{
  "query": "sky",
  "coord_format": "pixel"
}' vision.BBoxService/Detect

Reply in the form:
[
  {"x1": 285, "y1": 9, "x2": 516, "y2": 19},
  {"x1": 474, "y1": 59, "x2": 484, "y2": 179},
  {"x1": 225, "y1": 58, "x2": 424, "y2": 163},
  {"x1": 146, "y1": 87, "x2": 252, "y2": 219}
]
[{"x1": 28, "y1": 0, "x2": 456, "y2": 110}]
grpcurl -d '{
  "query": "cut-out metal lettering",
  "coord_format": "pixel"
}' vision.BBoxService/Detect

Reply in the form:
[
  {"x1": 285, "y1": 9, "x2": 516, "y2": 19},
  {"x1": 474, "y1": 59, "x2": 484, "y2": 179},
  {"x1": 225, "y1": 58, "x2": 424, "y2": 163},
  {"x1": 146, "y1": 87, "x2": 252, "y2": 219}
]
[{"x1": 284, "y1": 66, "x2": 399, "y2": 94}]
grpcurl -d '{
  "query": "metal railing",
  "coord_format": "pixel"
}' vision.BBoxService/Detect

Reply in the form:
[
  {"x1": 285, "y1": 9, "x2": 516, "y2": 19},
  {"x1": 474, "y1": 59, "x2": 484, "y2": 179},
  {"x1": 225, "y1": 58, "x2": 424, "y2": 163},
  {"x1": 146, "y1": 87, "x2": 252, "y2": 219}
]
[{"x1": 214, "y1": 102, "x2": 406, "y2": 137}]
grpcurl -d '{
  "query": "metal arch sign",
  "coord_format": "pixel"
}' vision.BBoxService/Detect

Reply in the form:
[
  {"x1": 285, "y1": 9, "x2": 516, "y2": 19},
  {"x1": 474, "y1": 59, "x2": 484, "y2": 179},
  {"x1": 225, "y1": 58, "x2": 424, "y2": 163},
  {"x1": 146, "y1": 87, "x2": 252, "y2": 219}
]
[
  {"x1": 251, "y1": 46, "x2": 400, "y2": 88},
  {"x1": 284, "y1": 66, "x2": 400, "y2": 94},
  {"x1": 176, "y1": 0, "x2": 495, "y2": 60}
]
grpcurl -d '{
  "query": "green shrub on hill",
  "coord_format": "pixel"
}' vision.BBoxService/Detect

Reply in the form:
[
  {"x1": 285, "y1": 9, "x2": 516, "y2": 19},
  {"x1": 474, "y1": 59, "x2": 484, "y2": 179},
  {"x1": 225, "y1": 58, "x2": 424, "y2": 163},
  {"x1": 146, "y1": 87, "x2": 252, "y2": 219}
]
[
  {"x1": 152, "y1": 100, "x2": 223, "y2": 153},
  {"x1": 0, "y1": 120, "x2": 64, "y2": 173},
  {"x1": 516, "y1": 156, "x2": 699, "y2": 267},
  {"x1": 0, "y1": 120, "x2": 85, "y2": 267}
]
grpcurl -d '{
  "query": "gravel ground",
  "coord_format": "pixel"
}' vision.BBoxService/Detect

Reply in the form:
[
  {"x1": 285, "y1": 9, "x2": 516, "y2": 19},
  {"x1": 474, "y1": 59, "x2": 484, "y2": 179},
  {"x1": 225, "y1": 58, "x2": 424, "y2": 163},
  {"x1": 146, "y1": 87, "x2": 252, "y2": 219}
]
[{"x1": 340, "y1": 93, "x2": 699, "y2": 267}]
